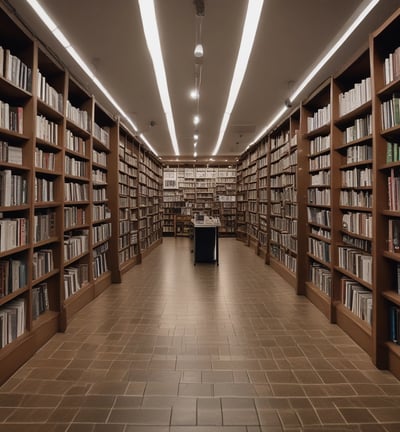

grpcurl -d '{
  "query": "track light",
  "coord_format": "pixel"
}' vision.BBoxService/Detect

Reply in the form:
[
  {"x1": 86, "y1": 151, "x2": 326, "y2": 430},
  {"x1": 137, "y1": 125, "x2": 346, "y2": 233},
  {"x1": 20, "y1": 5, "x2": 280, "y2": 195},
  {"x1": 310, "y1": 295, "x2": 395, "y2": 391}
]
[{"x1": 194, "y1": 43, "x2": 204, "y2": 58}]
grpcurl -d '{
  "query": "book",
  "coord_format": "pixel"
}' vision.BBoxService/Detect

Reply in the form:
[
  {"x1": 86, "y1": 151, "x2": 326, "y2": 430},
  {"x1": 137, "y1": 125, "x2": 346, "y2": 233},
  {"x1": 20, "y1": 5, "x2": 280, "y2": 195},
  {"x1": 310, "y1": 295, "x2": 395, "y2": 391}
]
[{"x1": 388, "y1": 219, "x2": 400, "y2": 253}]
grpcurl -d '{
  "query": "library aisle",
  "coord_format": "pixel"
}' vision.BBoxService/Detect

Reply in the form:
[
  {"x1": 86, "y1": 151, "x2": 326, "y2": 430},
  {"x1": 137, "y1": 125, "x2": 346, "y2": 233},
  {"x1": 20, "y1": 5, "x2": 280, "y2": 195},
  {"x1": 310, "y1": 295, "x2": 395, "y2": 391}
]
[{"x1": 1, "y1": 238, "x2": 400, "y2": 432}]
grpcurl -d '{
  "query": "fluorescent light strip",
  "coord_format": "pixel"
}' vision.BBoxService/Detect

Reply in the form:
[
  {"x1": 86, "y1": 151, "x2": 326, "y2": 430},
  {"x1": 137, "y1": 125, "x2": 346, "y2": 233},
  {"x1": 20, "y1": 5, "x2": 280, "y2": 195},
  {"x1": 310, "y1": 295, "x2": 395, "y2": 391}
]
[
  {"x1": 25, "y1": 0, "x2": 160, "y2": 155},
  {"x1": 251, "y1": 0, "x2": 379, "y2": 146},
  {"x1": 212, "y1": 0, "x2": 264, "y2": 156},
  {"x1": 138, "y1": 0, "x2": 180, "y2": 156}
]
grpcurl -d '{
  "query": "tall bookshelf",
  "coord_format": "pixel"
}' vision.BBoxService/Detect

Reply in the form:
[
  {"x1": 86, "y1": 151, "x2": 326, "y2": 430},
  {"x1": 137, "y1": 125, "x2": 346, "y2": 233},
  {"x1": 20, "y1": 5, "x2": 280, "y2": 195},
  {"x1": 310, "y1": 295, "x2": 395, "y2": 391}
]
[
  {"x1": 298, "y1": 81, "x2": 333, "y2": 319},
  {"x1": 371, "y1": 8, "x2": 400, "y2": 372},
  {"x1": 256, "y1": 137, "x2": 269, "y2": 260},
  {"x1": 91, "y1": 103, "x2": 113, "y2": 296},
  {"x1": 161, "y1": 164, "x2": 237, "y2": 237},
  {"x1": 0, "y1": 3, "x2": 164, "y2": 384},
  {"x1": 268, "y1": 110, "x2": 299, "y2": 287},
  {"x1": 110, "y1": 125, "x2": 140, "y2": 281},
  {"x1": 332, "y1": 48, "x2": 373, "y2": 357},
  {"x1": 138, "y1": 147, "x2": 163, "y2": 257}
]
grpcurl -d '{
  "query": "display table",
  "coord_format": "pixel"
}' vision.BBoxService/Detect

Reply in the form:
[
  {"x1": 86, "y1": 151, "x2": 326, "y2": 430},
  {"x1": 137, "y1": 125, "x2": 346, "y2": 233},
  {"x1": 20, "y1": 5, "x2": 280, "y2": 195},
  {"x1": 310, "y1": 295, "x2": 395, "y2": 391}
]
[{"x1": 192, "y1": 217, "x2": 220, "y2": 265}]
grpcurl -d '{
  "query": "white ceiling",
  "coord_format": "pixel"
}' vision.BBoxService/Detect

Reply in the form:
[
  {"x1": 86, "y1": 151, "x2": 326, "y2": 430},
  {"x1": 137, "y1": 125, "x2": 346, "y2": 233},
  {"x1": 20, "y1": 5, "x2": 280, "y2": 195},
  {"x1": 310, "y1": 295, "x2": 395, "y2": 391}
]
[{"x1": 5, "y1": 0, "x2": 400, "y2": 162}]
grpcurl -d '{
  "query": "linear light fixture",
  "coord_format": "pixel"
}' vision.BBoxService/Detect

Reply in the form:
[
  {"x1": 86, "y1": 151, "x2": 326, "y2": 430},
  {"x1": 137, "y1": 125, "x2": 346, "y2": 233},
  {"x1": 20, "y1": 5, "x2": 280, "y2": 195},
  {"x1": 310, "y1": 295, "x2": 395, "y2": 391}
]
[
  {"x1": 138, "y1": 0, "x2": 180, "y2": 156},
  {"x1": 250, "y1": 0, "x2": 380, "y2": 147},
  {"x1": 212, "y1": 0, "x2": 264, "y2": 156},
  {"x1": 25, "y1": 0, "x2": 159, "y2": 156}
]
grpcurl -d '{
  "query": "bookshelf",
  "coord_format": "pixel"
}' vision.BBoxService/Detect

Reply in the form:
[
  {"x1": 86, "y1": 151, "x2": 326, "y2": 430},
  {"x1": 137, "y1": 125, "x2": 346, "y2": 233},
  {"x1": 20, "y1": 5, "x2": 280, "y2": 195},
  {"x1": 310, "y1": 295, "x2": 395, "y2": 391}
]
[
  {"x1": 0, "y1": 3, "x2": 164, "y2": 384},
  {"x1": 91, "y1": 103, "x2": 113, "y2": 296},
  {"x1": 268, "y1": 110, "x2": 299, "y2": 287},
  {"x1": 110, "y1": 125, "x2": 140, "y2": 281},
  {"x1": 256, "y1": 137, "x2": 269, "y2": 260},
  {"x1": 332, "y1": 48, "x2": 373, "y2": 356},
  {"x1": 161, "y1": 164, "x2": 237, "y2": 237},
  {"x1": 138, "y1": 147, "x2": 163, "y2": 257},
  {"x1": 372, "y1": 8, "x2": 400, "y2": 373},
  {"x1": 298, "y1": 80, "x2": 334, "y2": 320}
]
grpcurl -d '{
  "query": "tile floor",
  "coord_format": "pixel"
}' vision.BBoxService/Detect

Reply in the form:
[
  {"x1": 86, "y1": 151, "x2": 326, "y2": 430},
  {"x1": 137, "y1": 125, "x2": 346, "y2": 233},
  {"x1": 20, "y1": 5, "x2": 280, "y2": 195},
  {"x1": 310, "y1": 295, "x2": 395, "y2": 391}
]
[{"x1": 1, "y1": 237, "x2": 400, "y2": 431}]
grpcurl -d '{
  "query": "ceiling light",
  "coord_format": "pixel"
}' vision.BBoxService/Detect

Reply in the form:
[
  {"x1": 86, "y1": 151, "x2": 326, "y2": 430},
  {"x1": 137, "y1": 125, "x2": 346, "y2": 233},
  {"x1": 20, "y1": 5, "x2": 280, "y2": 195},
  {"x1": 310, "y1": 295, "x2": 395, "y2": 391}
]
[
  {"x1": 194, "y1": 133, "x2": 199, "y2": 140},
  {"x1": 251, "y1": 0, "x2": 380, "y2": 147},
  {"x1": 194, "y1": 151, "x2": 198, "y2": 157},
  {"x1": 212, "y1": 0, "x2": 264, "y2": 156},
  {"x1": 190, "y1": 89, "x2": 199, "y2": 99},
  {"x1": 193, "y1": 115, "x2": 200, "y2": 125},
  {"x1": 138, "y1": 0, "x2": 180, "y2": 156},
  {"x1": 194, "y1": 43, "x2": 204, "y2": 58},
  {"x1": 194, "y1": 142, "x2": 197, "y2": 147},
  {"x1": 25, "y1": 0, "x2": 160, "y2": 156}
]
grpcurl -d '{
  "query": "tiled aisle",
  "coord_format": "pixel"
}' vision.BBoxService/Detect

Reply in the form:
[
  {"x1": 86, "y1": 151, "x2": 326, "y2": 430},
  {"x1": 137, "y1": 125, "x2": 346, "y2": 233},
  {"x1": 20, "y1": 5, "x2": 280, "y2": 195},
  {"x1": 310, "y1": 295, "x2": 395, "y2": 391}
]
[{"x1": 1, "y1": 237, "x2": 400, "y2": 432}]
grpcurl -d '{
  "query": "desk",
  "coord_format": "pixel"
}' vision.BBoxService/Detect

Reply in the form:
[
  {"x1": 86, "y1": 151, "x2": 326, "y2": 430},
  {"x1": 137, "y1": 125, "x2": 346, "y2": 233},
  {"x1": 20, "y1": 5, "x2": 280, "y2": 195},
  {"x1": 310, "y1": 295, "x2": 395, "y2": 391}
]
[{"x1": 192, "y1": 218, "x2": 220, "y2": 265}]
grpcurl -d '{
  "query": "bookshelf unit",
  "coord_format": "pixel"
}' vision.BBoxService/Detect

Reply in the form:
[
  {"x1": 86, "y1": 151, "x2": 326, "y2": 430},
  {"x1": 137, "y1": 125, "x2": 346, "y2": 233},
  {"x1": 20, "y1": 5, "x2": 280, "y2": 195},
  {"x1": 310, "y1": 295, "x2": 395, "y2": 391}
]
[
  {"x1": 161, "y1": 164, "x2": 237, "y2": 237},
  {"x1": 138, "y1": 147, "x2": 163, "y2": 257},
  {"x1": 236, "y1": 158, "x2": 248, "y2": 242},
  {"x1": 0, "y1": 3, "x2": 164, "y2": 384},
  {"x1": 0, "y1": 6, "x2": 58, "y2": 385},
  {"x1": 62, "y1": 77, "x2": 92, "y2": 326},
  {"x1": 32, "y1": 45, "x2": 64, "y2": 336},
  {"x1": 91, "y1": 103, "x2": 113, "y2": 296},
  {"x1": 332, "y1": 49, "x2": 373, "y2": 357},
  {"x1": 256, "y1": 137, "x2": 269, "y2": 260},
  {"x1": 269, "y1": 110, "x2": 299, "y2": 287},
  {"x1": 372, "y1": 8, "x2": 400, "y2": 373},
  {"x1": 298, "y1": 80, "x2": 334, "y2": 320},
  {"x1": 110, "y1": 125, "x2": 140, "y2": 281}
]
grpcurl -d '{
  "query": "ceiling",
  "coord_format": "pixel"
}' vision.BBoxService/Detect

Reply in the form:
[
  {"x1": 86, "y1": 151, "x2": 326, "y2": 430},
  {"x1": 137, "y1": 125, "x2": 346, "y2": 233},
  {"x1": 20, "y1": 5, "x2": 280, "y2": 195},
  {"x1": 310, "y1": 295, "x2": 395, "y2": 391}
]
[{"x1": 5, "y1": 0, "x2": 400, "y2": 162}]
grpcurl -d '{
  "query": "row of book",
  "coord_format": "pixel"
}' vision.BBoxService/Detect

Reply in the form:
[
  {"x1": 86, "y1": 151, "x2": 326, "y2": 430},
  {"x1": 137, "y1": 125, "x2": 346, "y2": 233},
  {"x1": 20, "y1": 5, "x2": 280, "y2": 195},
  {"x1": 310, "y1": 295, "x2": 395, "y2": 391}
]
[
  {"x1": 340, "y1": 189, "x2": 372, "y2": 208},
  {"x1": 64, "y1": 264, "x2": 88, "y2": 299},
  {"x1": 64, "y1": 206, "x2": 86, "y2": 229},
  {"x1": 36, "y1": 115, "x2": 59, "y2": 145},
  {"x1": 388, "y1": 168, "x2": 400, "y2": 211},
  {"x1": 338, "y1": 77, "x2": 371, "y2": 116},
  {"x1": 65, "y1": 130, "x2": 87, "y2": 155},
  {"x1": 0, "y1": 100, "x2": 23, "y2": 134},
  {"x1": 341, "y1": 278, "x2": 373, "y2": 325},
  {"x1": 384, "y1": 46, "x2": 400, "y2": 86},
  {"x1": 66, "y1": 101, "x2": 90, "y2": 132},
  {"x1": 310, "y1": 262, "x2": 332, "y2": 296},
  {"x1": 93, "y1": 123, "x2": 110, "y2": 148},
  {"x1": 343, "y1": 115, "x2": 372, "y2": 144},
  {"x1": 386, "y1": 141, "x2": 400, "y2": 163},
  {"x1": 345, "y1": 144, "x2": 372, "y2": 164},
  {"x1": 338, "y1": 246, "x2": 372, "y2": 284},
  {"x1": 381, "y1": 93, "x2": 400, "y2": 130},
  {"x1": 64, "y1": 182, "x2": 89, "y2": 202},
  {"x1": 35, "y1": 148, "x2": 56, "y2": 171},
  {"x1": 0, "y1": 217, "x2": 28, "y2": 252},
  {"x1": 65, "y1": 155, "x2": 87, "y2": 177},
  {"x1": 34, "y1": 211, "x2": 56, "y2": 243},
  {"x1": 0, "y1": 46, "x2": 32, "y2": 92},
  {"x1": 34, "y1": 176, "x2": 54, "y2": 202},
  {"x1": 388, "y1": 219, "x2": 400, "y2": 254},
  {"x1": 93, "y1": 243, "x2": 109, "y2": 279},
  {"x1": 0, "y1": 298, "x2": 25, "y2": 349},
  {"x1": 0, "y1": 141, "x2": 23, "y2": 165},
  {"x1": 37, "y1": 70, "x2": 63, "y2": 113},
  {"x1": 32, "y1": 282, "x2": 49, "y2": 320},
  {"x1": 0, "y1": 259, "x2": 27, "y2": 298},
  {"x1": 342, "y1": 212, "x2": 373, "y2": 238},
  {"x1": 63, "y1": 231, "x2": 89, "y2": 261},
  {"x1": 0, "y1": 170, "x2": 27, "y2": 206},
  {"x1": 342, "y1": 166, "x2": 372, "y2": 187},
  {"x1": 32, "y1": 249, "x2": 54, "y2": 280}
]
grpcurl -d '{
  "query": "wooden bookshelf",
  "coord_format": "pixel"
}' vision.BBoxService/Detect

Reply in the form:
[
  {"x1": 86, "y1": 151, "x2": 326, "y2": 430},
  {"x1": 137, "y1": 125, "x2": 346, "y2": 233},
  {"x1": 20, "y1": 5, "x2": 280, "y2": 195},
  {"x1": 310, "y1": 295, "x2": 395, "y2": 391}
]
[
  {"x1": 371, "y1": 7, "x2": 400, "y2": 372},
  {"x1": 0, "y1": 3, "x2": 163, "y2": 385},
  {"x1": 268, "y1": 109, "x2": 299, "y2": 288},
  {"x1": 162, "y1": 164, "x2": 237, "y2": 237}
]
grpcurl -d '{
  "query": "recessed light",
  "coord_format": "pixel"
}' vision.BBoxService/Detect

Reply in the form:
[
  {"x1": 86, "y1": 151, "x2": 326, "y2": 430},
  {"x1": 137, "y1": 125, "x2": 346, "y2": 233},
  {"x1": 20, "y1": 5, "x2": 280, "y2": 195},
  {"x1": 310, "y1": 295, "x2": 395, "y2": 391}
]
[
  {"x1": 190, "y1": 89, "x2": 199, "y2": 99},
  {"x1": 193, "y1": 115, "x2": 200, "y2": 125}
]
